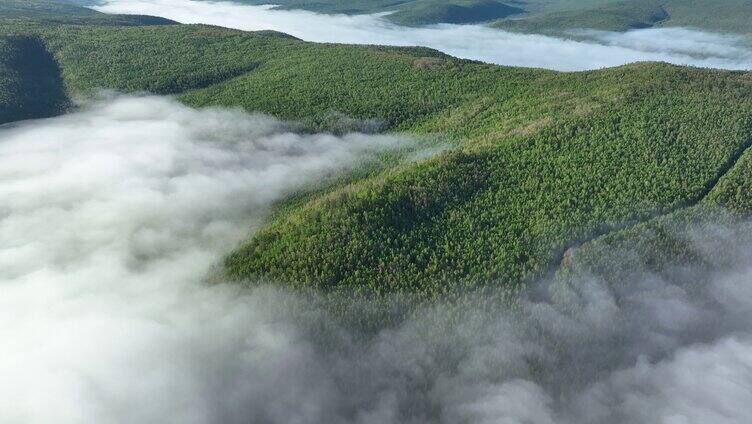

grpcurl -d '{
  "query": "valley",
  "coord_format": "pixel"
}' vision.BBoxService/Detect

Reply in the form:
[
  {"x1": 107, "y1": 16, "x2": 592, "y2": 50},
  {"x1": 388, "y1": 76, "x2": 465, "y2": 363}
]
[{"x1": 2, "y1": 1, "x2": 752, "y2": 422}]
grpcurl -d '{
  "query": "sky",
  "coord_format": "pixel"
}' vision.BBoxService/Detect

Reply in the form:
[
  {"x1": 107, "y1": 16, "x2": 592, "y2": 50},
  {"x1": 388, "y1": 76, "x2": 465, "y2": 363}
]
[{"x1": 93, "y1": 0, "x2": 752, "y2": 71}]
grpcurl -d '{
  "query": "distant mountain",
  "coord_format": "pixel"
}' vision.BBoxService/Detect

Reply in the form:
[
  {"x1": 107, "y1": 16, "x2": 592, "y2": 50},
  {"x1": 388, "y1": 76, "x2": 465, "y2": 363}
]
[
  {"x1": 387, "y1": 0, "x2": 524, "y2": 26},
  {"x1": 4, "y1": 0, "x2": 175, "y2": 25},
  {"x1": 492, "y1": 0, "x2": 669, "y2": 34},
  {"x1": 495, "y1": 0, "x2": 752, "y2": 35}
]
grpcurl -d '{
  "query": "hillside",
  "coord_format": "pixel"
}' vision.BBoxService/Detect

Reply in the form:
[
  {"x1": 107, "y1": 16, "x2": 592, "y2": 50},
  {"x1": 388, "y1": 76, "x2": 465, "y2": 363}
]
[
  {"x1": 0, "y1": 35, "x2": 67, "y2": 123},
  {"x1": 5, "y1": 0, "x2": 175, "y2": 26},
  {"x1": 2, "y1": 0, "x2": 100, "y2": 18},
  {"x1": 387, "y1": 0, "x2": 523, "y2": 26},
  {"x1": 0, "y1": 0, "x2": 175, "y2": 124},
  {"x1": 560, "y1": 129, "x2": 752, "y2": 286},
  {"x1": 492, "y1": 0, "x2": 669, "y2": 34},
  {"x1": 3, "y1": 2, "x2": 752, "y2": 299},
  {"x1": 214, "y1": 63, "x2": 752, "y2": 296},
  {"x1": 494, "y1": 0, "x2": 752, "y2": 35},
  {"x1": 661, "y1": 0, "x2": 752, "y2": 34}
]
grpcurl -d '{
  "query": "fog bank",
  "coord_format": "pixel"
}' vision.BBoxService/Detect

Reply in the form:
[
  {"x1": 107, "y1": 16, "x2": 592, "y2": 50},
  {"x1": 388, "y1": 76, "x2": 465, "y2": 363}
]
[
  {"x1": 0, "y1": 95, "x2": 411, "y2": 423},
  {"x1": 1, "y1": 95, "x2": 752, "y2": 423},
  {"x1": 94, "y1": 0, "x2": 752, "y2": 71}
]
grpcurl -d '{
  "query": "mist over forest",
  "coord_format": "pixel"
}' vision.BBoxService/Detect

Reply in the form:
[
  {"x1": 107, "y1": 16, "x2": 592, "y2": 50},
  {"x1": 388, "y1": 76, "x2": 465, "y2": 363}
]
[
  {"x1": 3, "y1": 95, "x2": 752, "y2": 424},
  {"x1": 2, "y1": 1, "x2": 752, "y2": 423}
]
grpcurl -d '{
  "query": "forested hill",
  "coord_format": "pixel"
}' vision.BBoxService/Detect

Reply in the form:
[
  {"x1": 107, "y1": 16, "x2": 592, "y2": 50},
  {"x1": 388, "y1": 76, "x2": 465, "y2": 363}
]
[
  {"x1": 493, "y1": 0, "x2": 752, "y2": 35},
  {"x1": 3, "y1": 0, "x2": 752, "y2": 300},
  {"x1": 5, "y1": 0, "x2": 175, "y2": 25},
  {"x1": 0, "y1": 36, "x2": 67, "y2": 123},
  {"x1": 492, "y1": 0, "x2": 671, "y2": 34}
]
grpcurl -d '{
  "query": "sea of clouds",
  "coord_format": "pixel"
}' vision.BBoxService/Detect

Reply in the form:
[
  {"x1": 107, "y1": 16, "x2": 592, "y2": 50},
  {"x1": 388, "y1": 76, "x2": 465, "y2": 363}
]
[
  {"x1": 92, "y1": 0, "x2": 752, "y2": 71},
  {"x1": 0, "y1": 95, "x2": 411, "y2": 423},
  {"x1": 1, "y1": 95, "x2": 752, "y2": 423}
]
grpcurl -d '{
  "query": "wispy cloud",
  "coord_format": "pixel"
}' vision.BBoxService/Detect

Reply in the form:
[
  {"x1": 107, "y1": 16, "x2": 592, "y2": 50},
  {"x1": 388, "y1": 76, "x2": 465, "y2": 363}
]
[{"x1": 94, "y1": 0, "x2": 752, "y2": 70}]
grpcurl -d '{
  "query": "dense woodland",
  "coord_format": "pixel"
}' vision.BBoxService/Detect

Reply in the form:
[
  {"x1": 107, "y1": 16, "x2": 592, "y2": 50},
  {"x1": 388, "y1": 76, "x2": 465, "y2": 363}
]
[
  {"x1": 2, "y1": 0, "x2": 752, "y2": 302},
  {"x1": 492, "y1": 0, "x2": 669, "y2": 34},
  {"x1": 0, "y1": 35, "x2": 67, "y2": 123},
  {"x1": 493, "y1": 0, "x2": 752, "y2": 35}
]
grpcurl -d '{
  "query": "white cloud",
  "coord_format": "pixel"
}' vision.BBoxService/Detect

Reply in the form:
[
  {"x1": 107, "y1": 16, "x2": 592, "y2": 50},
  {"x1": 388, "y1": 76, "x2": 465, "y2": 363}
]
[
  {"x1": 0, "y1": 95, "x2": 410, "y2": 424},
  {"x1": 94, "y1": 0, "x2": 752, "y2": 71},
  {"x1": 571, "y1": 336, "x2": 752, "y2": 424}
]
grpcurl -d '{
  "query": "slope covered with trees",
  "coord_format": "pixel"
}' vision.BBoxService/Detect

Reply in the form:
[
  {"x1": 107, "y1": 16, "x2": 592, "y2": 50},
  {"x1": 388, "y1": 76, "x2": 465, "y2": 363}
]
[
  {"x1": 660, "y1": 0, "x2": 752, "y2": 34},
  {"x1": 492, "y1": 0, "x2": 668, "y2": 34},
  {"x1": 494, "y1": 0, "x2": 752, "y2": 35},
  {"x1": 217, "y1": 63, "x2": 752, "y2": 296},
  {"x1": 3, "y1": 0, "x2": 752, "y2": 300},
  {"x1": 560, "y1": 130, "x2": 752, "y2": 288},
  {"x1": 387, "y1": 0, "x2": 523, "y2": 26},
  {"x1": 0, "y1": 35, "x2": 67, "y2": 124},
  {"x1": 5, "y1": 0, "x2": 175, "y2": 26}
]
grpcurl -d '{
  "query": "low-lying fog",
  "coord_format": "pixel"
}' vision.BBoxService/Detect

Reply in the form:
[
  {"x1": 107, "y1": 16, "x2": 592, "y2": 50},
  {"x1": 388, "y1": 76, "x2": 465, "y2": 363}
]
[
  {"x1": 93, "y1": 0, "x2": 752, "y2": 71},
  {"x1": 1, "y1": 95, "x2": 752, "y2": 423}
]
